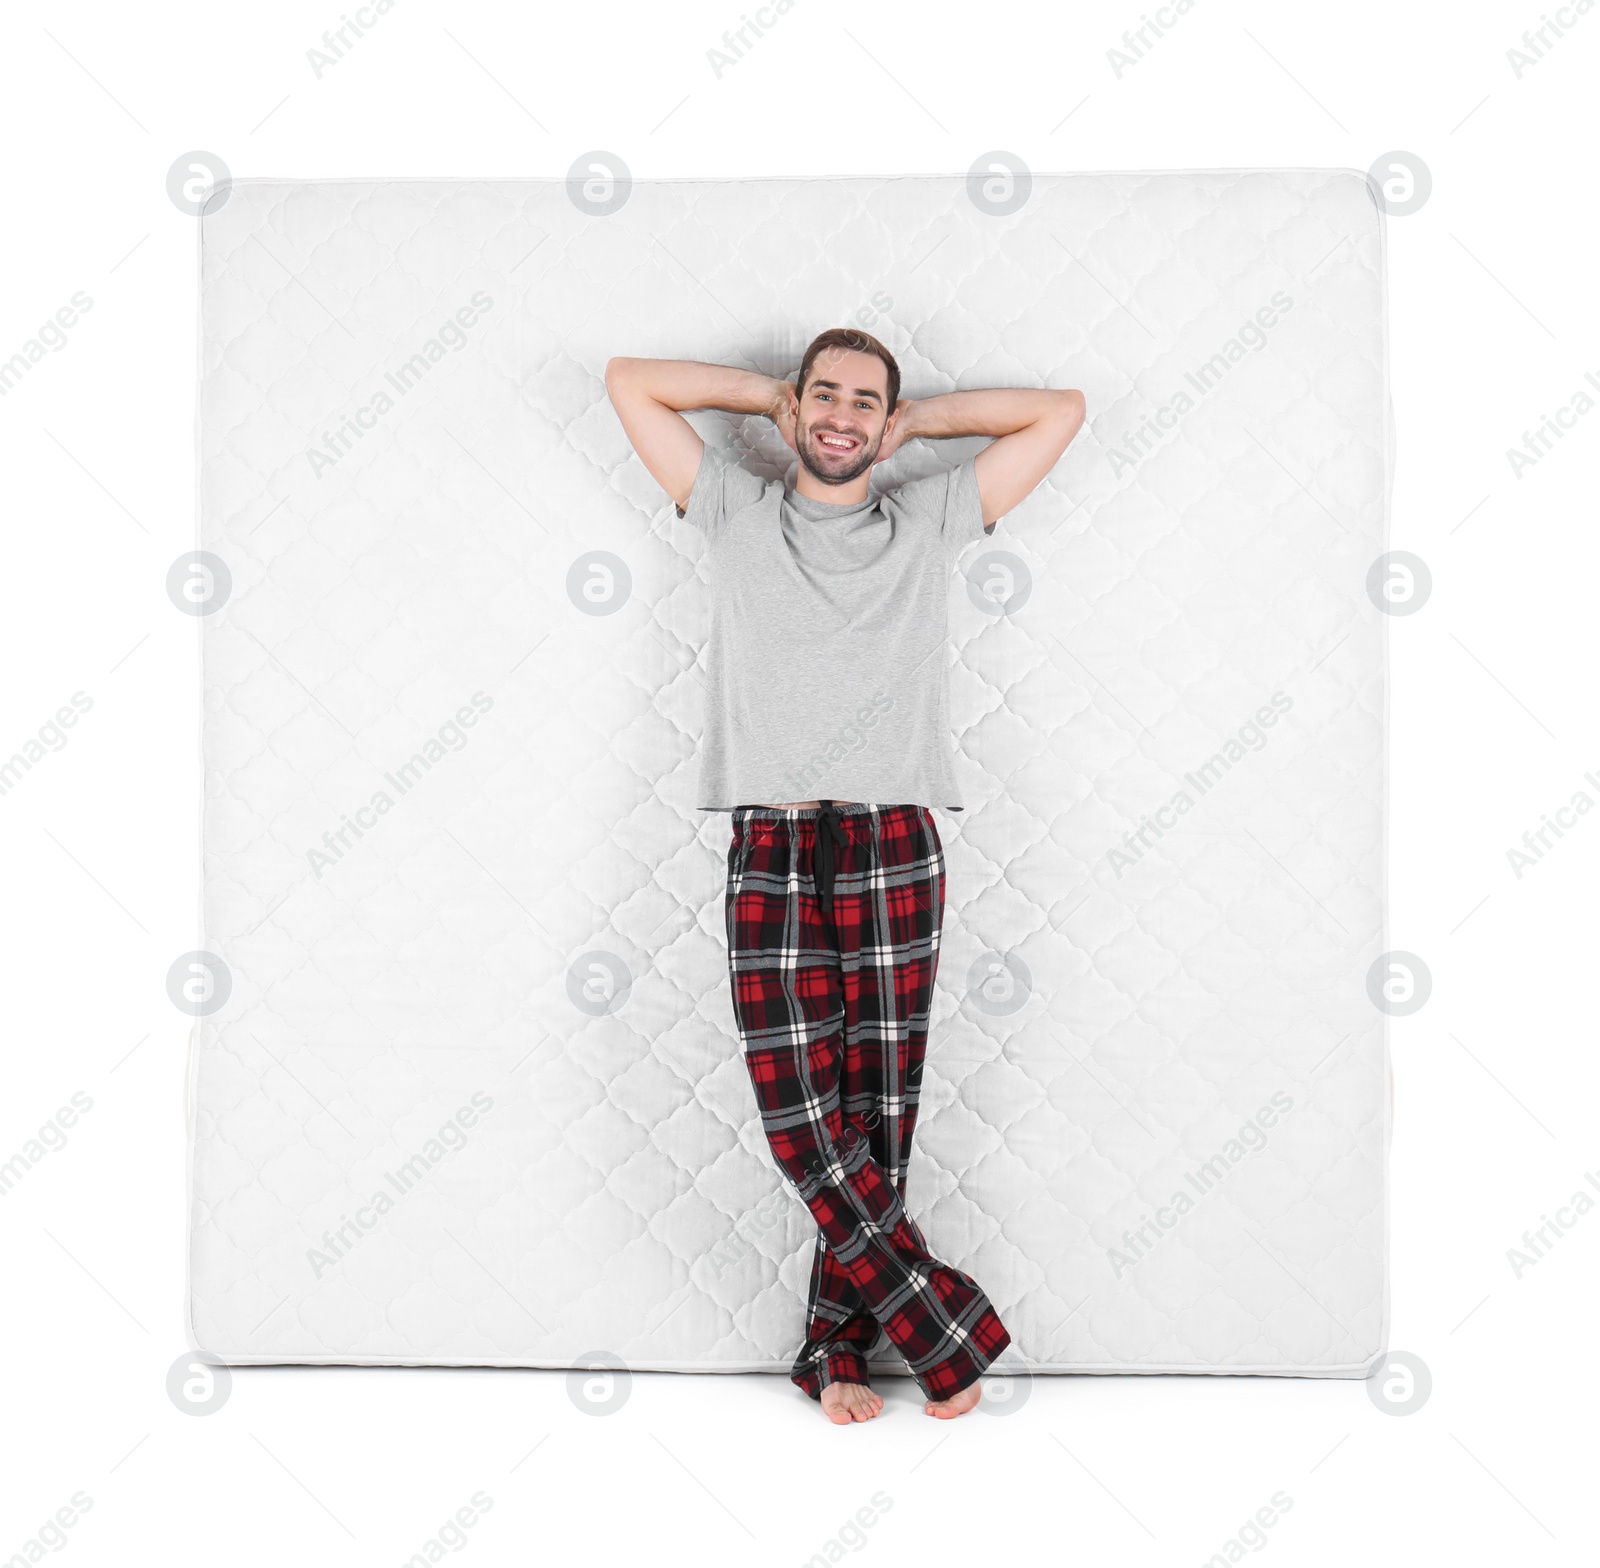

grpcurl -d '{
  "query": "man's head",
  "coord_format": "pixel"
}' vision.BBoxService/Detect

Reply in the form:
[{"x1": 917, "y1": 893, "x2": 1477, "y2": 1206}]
[{"x1": 791, "y1": 328, "x2": 901, "y2": 486}]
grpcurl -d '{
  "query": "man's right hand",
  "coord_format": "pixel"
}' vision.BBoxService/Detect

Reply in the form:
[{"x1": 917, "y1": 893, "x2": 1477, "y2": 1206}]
[{"x1": 769, "y1": 381, "x2": 799, "y2": 453}]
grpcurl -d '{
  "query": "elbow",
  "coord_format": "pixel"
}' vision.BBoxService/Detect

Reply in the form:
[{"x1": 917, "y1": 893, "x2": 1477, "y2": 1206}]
[{"x1": 1056, "y1": 388, "x2": 1087, "y2": 441}]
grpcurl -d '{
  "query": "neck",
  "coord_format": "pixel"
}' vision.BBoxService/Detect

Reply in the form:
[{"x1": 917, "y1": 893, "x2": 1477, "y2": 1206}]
[{"x1": 793, "y1": 469, "x2": 871, "y2": 505}]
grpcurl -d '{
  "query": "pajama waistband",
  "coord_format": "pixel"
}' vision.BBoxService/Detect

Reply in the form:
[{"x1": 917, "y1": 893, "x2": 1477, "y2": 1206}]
[{"x1": 730, "y1": 802, "x2": 927, "y2": 916}]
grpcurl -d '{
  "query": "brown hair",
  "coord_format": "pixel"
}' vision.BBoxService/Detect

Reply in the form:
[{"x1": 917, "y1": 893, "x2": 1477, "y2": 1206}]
[{"x1": 796, "y1": 328, "x2": 900, "y2": 414}]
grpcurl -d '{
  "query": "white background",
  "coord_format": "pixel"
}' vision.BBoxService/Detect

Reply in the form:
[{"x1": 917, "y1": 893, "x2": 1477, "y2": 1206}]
[{"x1": 2, "y1": 1, "x2": 1596, "y2": 1564}]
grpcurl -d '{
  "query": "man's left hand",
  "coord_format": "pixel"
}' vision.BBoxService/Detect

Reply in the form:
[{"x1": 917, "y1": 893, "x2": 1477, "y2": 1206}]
[{"x1": 871, "y1": 399, "x2": 918, "y2": 466}]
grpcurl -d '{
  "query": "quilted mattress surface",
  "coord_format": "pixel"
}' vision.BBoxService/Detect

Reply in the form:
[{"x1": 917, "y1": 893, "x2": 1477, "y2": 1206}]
[{"x1": 188, "y1": 171, "x2": 1391, "y2": 1377}]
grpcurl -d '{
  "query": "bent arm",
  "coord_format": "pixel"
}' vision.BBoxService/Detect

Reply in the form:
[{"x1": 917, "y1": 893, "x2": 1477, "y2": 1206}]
[
  {"x1": 604, "y1": 357, "x2": 793, "y2": 511},
  {"x1": 896, "y1": 387, "x2": 1086, "y2": 527}
]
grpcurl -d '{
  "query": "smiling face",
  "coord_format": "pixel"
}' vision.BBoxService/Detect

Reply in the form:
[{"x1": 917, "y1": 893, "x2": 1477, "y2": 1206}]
[{"x1": 794, "y1": 346, "x2": 895, "y2": 486}]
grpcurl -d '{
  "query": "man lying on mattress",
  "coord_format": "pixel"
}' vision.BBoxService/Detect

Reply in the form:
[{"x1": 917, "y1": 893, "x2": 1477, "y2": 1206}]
[{"x1": 605, "y1": 330, "x2": 1085, "y2": 1424}]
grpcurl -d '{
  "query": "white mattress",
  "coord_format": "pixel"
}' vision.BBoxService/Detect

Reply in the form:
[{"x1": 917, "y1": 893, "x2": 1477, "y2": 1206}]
[{"x1": 187, "y1": 171, "x2": 1391, "y2": 1377}]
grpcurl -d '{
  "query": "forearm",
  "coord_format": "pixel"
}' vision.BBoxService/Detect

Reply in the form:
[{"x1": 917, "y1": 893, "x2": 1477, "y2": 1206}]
[
  {"x1": 607, "y1": 357, "x2": 788, "y2": 420},
  {"x1": 899, "y1": 387, "x2": 1083, "y2": 440}
]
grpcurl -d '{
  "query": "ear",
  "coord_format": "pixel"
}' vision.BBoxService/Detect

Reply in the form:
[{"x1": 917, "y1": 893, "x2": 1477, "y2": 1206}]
[{"x1": 870, "y1": 404, "x2": 902, "y2": 466}]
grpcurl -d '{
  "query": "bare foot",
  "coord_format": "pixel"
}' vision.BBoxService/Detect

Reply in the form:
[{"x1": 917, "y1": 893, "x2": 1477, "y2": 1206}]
[
  {"x1": 924, "y1": 1379, "x2": 983, "y2": 1419},
  {"x1": 819, "y1": 1381, "x2": 884, "y2": 1424}
]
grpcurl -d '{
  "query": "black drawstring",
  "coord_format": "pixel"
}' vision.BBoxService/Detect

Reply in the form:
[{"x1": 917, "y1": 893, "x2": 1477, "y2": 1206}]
[{"x1": 814, "y1": 799, "x2": 848, "y2": 914}]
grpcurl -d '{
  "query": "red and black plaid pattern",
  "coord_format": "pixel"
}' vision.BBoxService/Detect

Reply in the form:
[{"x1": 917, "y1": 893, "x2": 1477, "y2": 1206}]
[{"x1": 724, "y1": 802, "x2": 1012, "y2": 1403}]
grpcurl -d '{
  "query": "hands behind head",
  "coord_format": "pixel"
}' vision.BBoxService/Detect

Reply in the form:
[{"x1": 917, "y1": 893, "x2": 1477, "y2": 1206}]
[
  {"x1": 770, "y1": 381, "x2": 799, "y2": 453},
  {"x1": 870, "y1": 399, "x2": 915, "y2": 467}
]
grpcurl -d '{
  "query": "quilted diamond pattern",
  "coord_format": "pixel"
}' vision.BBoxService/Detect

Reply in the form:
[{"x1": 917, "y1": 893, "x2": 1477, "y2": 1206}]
[{"x1": 189, "y1": 172, "x2": 1389, "y2": 1377}]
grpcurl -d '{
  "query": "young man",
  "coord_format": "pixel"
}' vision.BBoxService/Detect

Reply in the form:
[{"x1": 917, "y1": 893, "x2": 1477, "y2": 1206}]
[{"x1": 606, "y1": 330, "x2": 1085, "y2": 1423}]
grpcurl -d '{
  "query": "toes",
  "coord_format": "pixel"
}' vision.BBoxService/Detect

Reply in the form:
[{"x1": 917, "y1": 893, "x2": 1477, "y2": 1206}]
[{"x1": 821, "y1": 1381, "x2": 885, "y2": 1422}]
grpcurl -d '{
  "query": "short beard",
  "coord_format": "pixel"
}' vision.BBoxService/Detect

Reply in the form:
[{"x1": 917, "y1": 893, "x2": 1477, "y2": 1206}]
[{"x1": 797, "y1": 428, "x2": 880, "y2": 486}]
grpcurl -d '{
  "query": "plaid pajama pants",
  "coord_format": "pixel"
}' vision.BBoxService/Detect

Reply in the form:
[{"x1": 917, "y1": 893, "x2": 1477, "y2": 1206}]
[{"x1": 724, "y1": 800, "x2": 1012, "y2": 1402}]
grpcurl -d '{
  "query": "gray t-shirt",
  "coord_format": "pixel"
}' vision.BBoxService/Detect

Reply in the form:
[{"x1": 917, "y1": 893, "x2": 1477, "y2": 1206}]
[{"x1": 677, "y1": 444, "x2": 993, "y2": 811}]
